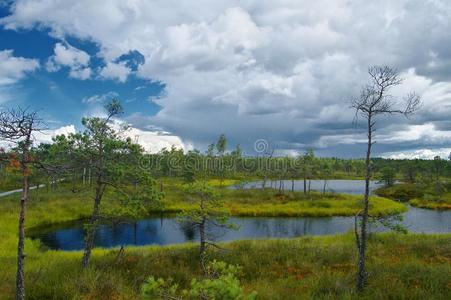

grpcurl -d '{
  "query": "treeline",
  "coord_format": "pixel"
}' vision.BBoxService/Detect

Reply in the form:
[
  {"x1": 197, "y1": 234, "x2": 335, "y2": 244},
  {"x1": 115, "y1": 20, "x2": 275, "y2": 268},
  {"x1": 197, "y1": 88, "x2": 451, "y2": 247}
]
[
  {"x1": 142, "y1": 142, "x2": 451, "y2": 183},
  {"x1": 1, "y1": 137, "x2": 450, "y2": 190}
]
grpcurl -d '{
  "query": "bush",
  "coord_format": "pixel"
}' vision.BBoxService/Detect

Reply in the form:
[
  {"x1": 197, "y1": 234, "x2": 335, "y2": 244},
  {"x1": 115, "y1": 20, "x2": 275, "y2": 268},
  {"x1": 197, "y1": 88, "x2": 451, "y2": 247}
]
[{"x1": 141, "y1": 260, "x2": 256, "y2": 300}]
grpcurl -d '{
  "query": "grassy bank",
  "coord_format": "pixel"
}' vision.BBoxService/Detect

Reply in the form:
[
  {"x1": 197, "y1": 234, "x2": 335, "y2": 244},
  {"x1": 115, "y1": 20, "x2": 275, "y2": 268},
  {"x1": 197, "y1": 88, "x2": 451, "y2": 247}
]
[
  {"x1": 376, "y1": 183, "x2": 451, "y2": 210},
  {"x1": 1, "y1": 230, "x2": 450, "y2": 299},
  {"x1": 409, "y1": 197, "x2": 451, "y2": 209},
  {"x1": 162, "y1": 187, "x2": 407, "y2": 217}
]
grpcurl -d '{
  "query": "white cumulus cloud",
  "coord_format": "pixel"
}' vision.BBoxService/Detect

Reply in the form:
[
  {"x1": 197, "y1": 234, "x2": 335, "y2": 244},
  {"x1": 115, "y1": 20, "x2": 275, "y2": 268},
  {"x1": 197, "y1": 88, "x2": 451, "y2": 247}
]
[
  {"x1": 0, "y1": 49, "x2": 39, "y2": 86},
  {"x1": 99, "y1": 62, "x2": 131, "y2": 83},
  {"x1": 46, "y1": 42, "x2": 92, "y2": 80}
]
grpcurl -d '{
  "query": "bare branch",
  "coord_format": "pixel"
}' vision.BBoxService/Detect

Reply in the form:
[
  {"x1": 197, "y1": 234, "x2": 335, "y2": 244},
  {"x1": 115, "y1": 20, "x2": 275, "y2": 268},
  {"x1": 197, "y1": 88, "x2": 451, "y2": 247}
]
[
  {"x1": 0, "y1": 107, "x2": 46, "y2": 144},
  {"x1": 351, "y1": 65, "x2": 422, "y2": 121}
]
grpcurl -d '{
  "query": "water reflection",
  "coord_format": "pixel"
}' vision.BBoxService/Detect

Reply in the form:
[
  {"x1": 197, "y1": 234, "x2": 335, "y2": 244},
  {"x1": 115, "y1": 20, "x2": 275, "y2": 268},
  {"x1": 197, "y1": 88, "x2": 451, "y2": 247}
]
[
  {"x1": 233, "y1": 179, "x2": 383, "y2": 195},
  {"x1": 32, "y1": 206, "x2": 450, "y2": 251}
]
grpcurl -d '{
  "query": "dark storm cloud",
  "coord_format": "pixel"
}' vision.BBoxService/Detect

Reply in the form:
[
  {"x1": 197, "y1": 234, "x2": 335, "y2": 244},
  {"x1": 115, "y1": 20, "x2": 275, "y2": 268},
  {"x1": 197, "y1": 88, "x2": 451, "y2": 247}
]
[{"x1": 2, "y1": 0, "x2": 451, "y2": 158}]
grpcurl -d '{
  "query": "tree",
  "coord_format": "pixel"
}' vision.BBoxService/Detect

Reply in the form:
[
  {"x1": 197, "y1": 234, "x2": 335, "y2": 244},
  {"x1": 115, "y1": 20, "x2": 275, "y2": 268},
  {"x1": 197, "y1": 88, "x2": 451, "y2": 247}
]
[
  {"x1": 402, "y1": 159, "x2": 418, "y2": 183},
  {"x1": 320, "y1": 161, "x2": 333, "y2": 194},
  {"x1": 301, "y1": 149, "x2": 315, "y2": 196},
  {"x1": 380, "y1": 166, "x2": 395, "y2": 187},
  {"x1": 179, "y1": 181, "x2": 235, "y2": 274},
  {"x1": 207, "y1": 143, "x2": 215, "y2": 157},
  {"x1": 50, "y1": 99, "x2": 161, "y2": 268},
  {"x1": 432, "y1": 155, "x2": 446, "y2": 195},
  {"x1": 0, "y1": 108, "x2": 44, "y2": 300},
  {"x1": 216, "y1": 134, "x2": 227, "y2": 186},
  {"x1": 351, "y1": 66, "x2": 420, "y2": 291},
  {"x1": 216, "y1": 134, "x2": 227, "y2": 155}
]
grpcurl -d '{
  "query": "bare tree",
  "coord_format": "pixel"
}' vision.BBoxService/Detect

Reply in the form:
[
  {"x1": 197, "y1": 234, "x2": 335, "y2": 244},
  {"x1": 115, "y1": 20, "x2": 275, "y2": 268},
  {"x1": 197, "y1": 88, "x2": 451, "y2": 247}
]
[
  {"x1": 0, "y1": 107, "x2": 44, "y2": 300},
  {"x1": 351, "y1": 66, "x2": 421, "y2": 291}
]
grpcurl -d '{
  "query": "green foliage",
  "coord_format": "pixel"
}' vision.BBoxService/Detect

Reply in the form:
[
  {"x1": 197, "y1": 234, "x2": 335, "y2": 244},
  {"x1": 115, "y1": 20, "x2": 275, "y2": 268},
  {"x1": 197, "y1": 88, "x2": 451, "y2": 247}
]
[
  {"x1": 141, "y1": 260, "x2": 256, "y2": 300},
  {"x1": 179, "y1": 181, "x2": 232, "y2": 226},
  {"x1": 216, "y1": 134, "x2": 227, "y2": 155},
  {"x1": 375, "y1": 184, "x2": 424, "y2": 202},
  {"x1": 379, "y1": 166, "x2": 395, "y2": 187}
]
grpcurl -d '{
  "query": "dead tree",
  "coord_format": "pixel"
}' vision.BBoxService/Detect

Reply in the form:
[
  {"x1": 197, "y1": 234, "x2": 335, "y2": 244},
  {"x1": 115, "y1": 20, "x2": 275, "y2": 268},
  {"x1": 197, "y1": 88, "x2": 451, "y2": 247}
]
[
  {"x1": 351, "y1": 66, "x2": 420, "y2": 291},
  {"x1": 0, "y1": 107, "x2": 44, "y2": 300}
]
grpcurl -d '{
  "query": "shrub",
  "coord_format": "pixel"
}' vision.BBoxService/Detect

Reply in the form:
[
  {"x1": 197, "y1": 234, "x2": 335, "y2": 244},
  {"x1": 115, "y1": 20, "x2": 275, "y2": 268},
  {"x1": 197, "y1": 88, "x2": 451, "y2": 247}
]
[{"x1": 141, "y1": 260, "x2": 256, "y2": 300}]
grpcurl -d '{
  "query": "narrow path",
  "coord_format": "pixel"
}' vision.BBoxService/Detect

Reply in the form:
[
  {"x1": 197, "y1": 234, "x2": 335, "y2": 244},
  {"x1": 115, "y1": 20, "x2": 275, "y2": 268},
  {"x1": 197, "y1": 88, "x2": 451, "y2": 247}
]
[{"x1": 0, "y1": 184, "x2": 46, "y2": 198}]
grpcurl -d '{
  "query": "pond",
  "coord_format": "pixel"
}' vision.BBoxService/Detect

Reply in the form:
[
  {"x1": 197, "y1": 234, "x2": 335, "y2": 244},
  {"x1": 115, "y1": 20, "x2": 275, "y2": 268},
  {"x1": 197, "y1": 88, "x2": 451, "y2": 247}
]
[
  {"x1": 32, "y1": 206, "x2": 451, "y2": 251},
  {"x1": 232, "y1": 179, "x2": 384, "y2": 195}
]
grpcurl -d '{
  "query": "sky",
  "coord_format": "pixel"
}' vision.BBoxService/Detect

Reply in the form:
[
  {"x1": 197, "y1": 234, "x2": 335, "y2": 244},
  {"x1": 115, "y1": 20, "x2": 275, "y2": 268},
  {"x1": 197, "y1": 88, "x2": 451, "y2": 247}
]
[{"x1": 0, "y1": 0, "x2": 451, "y2": 159}]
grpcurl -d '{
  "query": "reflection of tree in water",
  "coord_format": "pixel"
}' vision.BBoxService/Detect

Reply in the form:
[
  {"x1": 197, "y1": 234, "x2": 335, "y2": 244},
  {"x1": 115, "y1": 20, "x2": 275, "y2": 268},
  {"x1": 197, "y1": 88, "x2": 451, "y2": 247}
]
[
  {"x1": 141, "y1": 220, "x2": 159, "y2": 242},
  {"x1": 205, "y1": 220, "x2": 228, "y2": 242},
  {"x1": 179, "y1": 221, "x2": 197, "y2": 241},
  {"x1": 179, "y1": 219, "x2": 231, "y2": 243},
  {"x1": 290, "y1": 219, "x2": 313, "y2": 236}
]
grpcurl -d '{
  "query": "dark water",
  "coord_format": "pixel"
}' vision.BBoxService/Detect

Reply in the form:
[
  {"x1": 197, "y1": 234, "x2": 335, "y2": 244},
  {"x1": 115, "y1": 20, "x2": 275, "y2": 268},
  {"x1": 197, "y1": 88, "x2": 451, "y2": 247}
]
[
  {"x1": 32, "y1": 206, "x2": 451, "y2": 251},
  {"x1": 234, "y1": 179, "x2": 383, "y2": 195}
]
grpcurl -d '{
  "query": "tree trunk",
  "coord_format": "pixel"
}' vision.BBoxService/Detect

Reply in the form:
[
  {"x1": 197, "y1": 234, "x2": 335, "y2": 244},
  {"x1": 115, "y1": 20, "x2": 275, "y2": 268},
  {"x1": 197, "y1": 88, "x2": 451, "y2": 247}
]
[
  {"x1": 82, "y1": 180, "x2": 105, "y2": 268},
  {"x1": 16, "y1": 173, "x2": 29, "y2": 300},
  {"x1": 199, "y1": 216, "x2": 207, "y2": 274},
  {"x1": 357, "y1": 115, "x2": 372, "y2": 291},
  {"x1": 16, "y1": 143, "x2": 30, "y2": 300},
  {"x1": 303, "y1": 176, "x2": 307, "y2": 195}
]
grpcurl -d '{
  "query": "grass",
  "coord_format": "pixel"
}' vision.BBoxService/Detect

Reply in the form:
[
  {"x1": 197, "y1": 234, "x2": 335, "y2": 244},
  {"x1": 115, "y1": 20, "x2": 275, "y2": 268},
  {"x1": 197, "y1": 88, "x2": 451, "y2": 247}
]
[
  {"x1": 1, "y1": 231, "x2": 450, "y2": 299},
  {"x1": 157, "y1": 178, "x2": 407, "y2": 217},
  {"x1": 161, "y1": 187, "x2": 407, "y2": 217},
  {"x1": 0, "y1": 181, "x2": 446, "y2": 299},
  {"x1": 410, "y1": 195, "x2": 451, "y2": 210},
  {"x1": 376, "y1": 183, "x2": 451, "y2": 210},
  {"x1": 0, "y1": 174, "x2": 22, "y2": 192}
]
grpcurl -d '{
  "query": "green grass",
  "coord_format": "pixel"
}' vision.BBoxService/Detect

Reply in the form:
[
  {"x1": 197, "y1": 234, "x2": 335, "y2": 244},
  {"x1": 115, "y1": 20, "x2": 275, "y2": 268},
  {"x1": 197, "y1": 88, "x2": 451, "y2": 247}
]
[
  {"x1": 376, "y1": 183, "x2": 451, "y2": 210},
  {"x1": 161, "y1": 187, "x2": 407, "y2": 217},
  {"x1": 0, "y1": 182, "x2": 446, "y2": 299},
  {"x1": 410, "y1": 194, "x2": 451, "y2": 210},
  {"x1": 0, "y1": 174, "x2": 22, "y2": 192},
  {"x1": 156, "y1": 178, "x2": 407, "y2": 217},
  {"x1": 1, "y1": 230, "x2": 450, "y2": 299}
]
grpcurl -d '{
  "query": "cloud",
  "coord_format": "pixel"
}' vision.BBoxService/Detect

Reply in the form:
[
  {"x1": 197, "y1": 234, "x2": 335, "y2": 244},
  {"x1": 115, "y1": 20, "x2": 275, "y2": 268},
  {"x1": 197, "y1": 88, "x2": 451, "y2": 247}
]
[
  {"x1": 99, "y1": 62, "x2": 131, "y2": 82},
  {"x1": 0, "y1": 49, "x2": 39, "y2": 86},
  {"x1": 3, "y1": 0, "x2": 451, "y2": 156},
  {"x1": 46, "y1": 42, "x2": 92, "y2": 80},
  {"x1": 123, "y1": 126, "x2": 185, "y2": 153},
  {"x1": 0, "y1": 124, "x2": 77, "y2": 149},
  {"x1": 82, "y1": 91, "x2": 119, "y2": 104},
  {"x1": 381, "y1": 148, "x2": 451, "y2": 160},
  {"x1": 30, "y1": 122, "x2": 185, "y2": 154},
  {"x1": 316, "y1": 123, "x2": 451, "y2": 148},
  {"x1": 33, "y1": 124, "x2": 77, "y2": 144}
]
